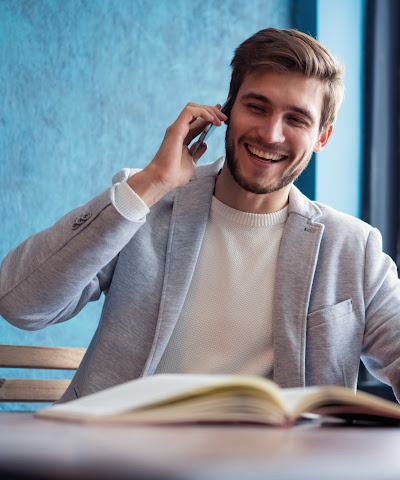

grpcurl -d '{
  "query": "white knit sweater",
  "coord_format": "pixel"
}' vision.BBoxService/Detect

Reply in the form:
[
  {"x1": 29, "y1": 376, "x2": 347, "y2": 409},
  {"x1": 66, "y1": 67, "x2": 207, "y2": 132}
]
[{"x1": 155, "y1": 196, "x2": 288, "y2": 378}]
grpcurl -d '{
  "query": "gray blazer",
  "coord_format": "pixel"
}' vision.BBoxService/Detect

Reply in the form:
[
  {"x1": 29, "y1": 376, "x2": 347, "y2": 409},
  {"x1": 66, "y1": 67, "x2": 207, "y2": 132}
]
[{"x1": 1, "y1": 157, "x2": 400, "y2": 402}]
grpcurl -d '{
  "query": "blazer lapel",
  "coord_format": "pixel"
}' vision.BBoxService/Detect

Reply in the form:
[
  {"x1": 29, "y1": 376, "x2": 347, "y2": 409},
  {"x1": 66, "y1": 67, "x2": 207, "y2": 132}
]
[
  {"x1": 273, "y1": 187, "x2": 324, "y2": 388},
  {"x1": 143, "y1": 161, "x2": 222, "y2": 374}
]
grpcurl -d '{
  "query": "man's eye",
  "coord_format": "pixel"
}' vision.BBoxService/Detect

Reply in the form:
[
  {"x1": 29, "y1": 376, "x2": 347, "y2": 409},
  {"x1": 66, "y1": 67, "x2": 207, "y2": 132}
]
[
  {"x1": 248, "y1": 104, "x2": 264, "y2": 112},
  {"x1": 289, "y1": 116, "x2": 307, "y2": 126}
]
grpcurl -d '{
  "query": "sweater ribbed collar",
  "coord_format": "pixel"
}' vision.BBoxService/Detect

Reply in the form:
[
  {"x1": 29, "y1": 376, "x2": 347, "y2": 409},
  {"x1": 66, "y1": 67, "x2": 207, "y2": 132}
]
[{"x1": 211, "y1": 196, "x2": 289, "y2": 227}]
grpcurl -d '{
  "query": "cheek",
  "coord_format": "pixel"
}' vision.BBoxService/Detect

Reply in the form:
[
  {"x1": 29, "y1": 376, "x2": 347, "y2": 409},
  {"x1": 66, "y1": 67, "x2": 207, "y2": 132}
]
[
  {"x1": 229, "y1": 125, "x2": 248, "y2": 148},
  {"x1": 229, "y1": 110, "x2": 254, "y2": 135},
  {"x1": 230, "y1": 118, "x2": 247, "y2": 137},
  {"x1": 292, "y1": 132, "x2": 316, "y2": 153}
]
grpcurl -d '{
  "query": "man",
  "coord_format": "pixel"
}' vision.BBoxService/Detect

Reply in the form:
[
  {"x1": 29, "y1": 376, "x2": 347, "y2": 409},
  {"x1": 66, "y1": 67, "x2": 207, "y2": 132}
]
[{"x1": 1, "y1": 28, "x2": 400, "y2": 403}]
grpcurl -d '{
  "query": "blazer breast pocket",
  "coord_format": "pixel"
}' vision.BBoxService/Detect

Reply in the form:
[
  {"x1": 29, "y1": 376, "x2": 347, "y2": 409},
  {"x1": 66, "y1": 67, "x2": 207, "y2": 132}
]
[
  {"x1": 306, "y1": 299, "x2": 363, "y2": 387},
  {"x1": 307, "y1": 298, "x2": 354, "y2": 329}
]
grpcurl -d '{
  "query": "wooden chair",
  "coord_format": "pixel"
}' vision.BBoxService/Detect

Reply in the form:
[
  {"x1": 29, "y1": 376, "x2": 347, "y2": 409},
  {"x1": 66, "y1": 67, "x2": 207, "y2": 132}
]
[{"x1": 0, "y1": 344, "x2": 86, "y2": 402}]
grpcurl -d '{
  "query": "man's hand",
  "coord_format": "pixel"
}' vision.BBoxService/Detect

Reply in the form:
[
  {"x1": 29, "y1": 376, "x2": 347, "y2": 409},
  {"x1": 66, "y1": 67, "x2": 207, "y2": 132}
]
[{"x1": 127, "y1": 103, "x2": 227, "y2": 207}]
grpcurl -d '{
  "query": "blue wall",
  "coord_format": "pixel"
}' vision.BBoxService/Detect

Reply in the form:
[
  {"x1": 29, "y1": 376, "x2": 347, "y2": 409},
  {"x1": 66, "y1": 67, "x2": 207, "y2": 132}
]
[
  {"x1": 0, "y1": 0, "x2": 293, "y2": 409},
  {"x1": 0, "y1": 0, "x2": 366, "y2": 410},
  {"x1": 316, "y1": 0, "x2": 365, "y2": 217}
]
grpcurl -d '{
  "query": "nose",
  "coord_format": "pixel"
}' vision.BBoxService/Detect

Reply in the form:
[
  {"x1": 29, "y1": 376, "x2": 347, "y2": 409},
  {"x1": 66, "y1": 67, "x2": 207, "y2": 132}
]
[{"x1": 257, "y1": 114, "x2": 285, "y2": 144}]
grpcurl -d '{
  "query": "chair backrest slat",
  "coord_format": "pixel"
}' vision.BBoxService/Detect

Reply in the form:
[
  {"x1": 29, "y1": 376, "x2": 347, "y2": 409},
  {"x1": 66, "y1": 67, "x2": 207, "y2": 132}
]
[
  {"x1": 0, "y1": 378, "x2": 72, "y2": 402},
  {"x1": 0, "y1": 344, "x2": 86, "y2": 369},
  {"x1": 0, "y1": 344, "x2": 86, "y2": 403}
]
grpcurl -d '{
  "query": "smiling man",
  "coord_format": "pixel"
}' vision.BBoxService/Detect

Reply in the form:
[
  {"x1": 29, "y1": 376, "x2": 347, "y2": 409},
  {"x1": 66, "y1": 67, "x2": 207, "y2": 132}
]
[
  {"x1": 216, "y1": 71, "x2": 331, "y2": 212},
  {"x1": 1, "y1": 28, "x2": 400, "y2": 402}
]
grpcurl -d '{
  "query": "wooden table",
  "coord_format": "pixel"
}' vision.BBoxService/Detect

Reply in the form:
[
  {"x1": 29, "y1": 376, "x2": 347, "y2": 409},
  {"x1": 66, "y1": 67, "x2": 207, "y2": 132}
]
[{"x1": 1, "y1": 411, "x2": 400, "y2": 479}]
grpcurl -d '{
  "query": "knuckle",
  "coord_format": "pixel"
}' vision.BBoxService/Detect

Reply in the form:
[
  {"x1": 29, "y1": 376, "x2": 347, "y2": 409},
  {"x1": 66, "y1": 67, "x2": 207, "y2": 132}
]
[
  {"x1": 165, "y1": 123, "x2": 182, "y2": 137},
  {"x1": 165, "y1": 125, "x2": 174, "y2": 136},
  {"x1": 165, "y1": 122, "x2": 176, "y2": 135}
]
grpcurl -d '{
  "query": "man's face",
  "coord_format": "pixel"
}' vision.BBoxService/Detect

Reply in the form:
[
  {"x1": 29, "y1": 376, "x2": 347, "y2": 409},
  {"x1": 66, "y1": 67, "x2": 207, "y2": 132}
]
[{"x1": 225, "y1": 70, "x2": 330, "y2": 196}]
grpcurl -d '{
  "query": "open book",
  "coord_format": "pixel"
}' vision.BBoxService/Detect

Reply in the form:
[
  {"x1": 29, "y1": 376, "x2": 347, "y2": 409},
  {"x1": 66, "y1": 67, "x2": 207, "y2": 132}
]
[{"x1": 36, "y1": 374, "x2": 400, "y2": 426}]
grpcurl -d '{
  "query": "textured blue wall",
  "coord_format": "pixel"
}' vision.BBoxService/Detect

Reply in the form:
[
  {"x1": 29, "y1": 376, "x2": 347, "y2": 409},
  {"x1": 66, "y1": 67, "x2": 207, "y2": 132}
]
[
  {"x1": 316, "y1": 0, "x2": 364, "y2": 217},
  {"x1": 0, "y1": 0, "x2": 292, "y2": 409}
]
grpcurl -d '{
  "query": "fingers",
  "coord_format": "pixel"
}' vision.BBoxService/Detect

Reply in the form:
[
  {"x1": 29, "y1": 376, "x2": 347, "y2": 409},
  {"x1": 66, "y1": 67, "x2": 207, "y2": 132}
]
[
  {"x1": 186, "y1": 102, "x2": 227, "y2": 126},
  {"x1": 183, "y1": 117, "x2": 209, "y2": 146},
  {"x1": 159, "y1": 102, "x2": 226, "y2": 169},
  {"x1": 183, "y1": 104, "x2": 228, "y2": 147},
  {"x1": 172, "y1": 103, "x2": 227, "y2": 143},
  {"x1": 189, "y1": 141, "x2": 207, "y2": 163}
]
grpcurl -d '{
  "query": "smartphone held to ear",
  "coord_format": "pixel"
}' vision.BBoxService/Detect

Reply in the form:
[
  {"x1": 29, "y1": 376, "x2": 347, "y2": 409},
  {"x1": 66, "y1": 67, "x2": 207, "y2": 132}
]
[{"x1": 191, "y1": 99, "x2": 230, "y2": 156}]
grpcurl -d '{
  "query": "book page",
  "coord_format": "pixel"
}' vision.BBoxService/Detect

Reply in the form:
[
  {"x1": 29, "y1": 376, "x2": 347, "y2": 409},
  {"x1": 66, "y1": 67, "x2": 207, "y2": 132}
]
[
  {"x1": 281, "y1": 385, "x2": 400, "y2": 421},
  {"x1": 38, "y1": 374, "x2": 285, "y2": 420},
  {"x1": 281, "y1": 387, "x2": 323, "y2": 417}
]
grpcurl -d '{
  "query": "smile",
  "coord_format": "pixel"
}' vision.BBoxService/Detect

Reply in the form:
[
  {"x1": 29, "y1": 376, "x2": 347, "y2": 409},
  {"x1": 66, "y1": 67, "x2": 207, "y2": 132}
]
[{"x1": 246, "y1": 144, "x2": 287, "y2": 163}]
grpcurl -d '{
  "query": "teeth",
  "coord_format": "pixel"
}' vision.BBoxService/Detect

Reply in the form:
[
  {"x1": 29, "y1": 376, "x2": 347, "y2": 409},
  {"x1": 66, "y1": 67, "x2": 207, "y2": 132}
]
[{"x1": 247, "y1": 145, "x2": 285, "y2": 161}]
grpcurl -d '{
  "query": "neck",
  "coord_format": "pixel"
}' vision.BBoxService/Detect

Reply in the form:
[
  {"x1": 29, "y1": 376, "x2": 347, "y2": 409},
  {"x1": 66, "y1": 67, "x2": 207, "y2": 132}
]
[{"x1": 214, "y1": 164, "x2": 291, "y2": 214}]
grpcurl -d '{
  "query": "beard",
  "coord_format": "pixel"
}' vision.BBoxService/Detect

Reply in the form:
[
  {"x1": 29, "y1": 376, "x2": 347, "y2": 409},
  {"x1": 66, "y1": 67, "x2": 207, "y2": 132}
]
[{"x1": 224, "y1": 125, "x2": 312, "y2": 195}]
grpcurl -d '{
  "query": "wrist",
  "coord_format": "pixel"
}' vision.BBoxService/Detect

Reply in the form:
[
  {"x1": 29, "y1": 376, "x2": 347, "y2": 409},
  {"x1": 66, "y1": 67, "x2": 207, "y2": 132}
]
[{"x1": 126, "y1": 166, "x2": 173, "y2": 208}]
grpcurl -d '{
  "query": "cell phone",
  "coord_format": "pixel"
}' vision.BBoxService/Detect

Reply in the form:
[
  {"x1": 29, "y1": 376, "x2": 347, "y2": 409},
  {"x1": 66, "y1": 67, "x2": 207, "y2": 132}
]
[{"x1": 191, "y1": 99, "x2": 230, "y2": 156}]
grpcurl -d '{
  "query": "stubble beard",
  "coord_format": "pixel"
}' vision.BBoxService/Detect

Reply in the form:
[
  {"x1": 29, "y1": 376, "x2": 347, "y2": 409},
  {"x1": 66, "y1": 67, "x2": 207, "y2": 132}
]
[{"x1": 224, "y1": 126, "x2": 312, "y2": 195}]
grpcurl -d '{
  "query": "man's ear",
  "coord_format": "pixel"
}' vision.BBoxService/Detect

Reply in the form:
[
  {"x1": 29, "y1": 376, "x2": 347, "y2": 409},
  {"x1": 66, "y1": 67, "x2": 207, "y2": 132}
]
[{"x1": 313, "y1": 125, "x2": 333, "y2": 152}]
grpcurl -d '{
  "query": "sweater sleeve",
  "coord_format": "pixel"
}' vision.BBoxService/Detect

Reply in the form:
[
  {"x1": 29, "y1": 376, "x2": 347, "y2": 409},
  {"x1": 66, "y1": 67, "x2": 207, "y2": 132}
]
[
  {"x1": 0, "y1": 170, "x2": 148, "y2": 330},
  {"x1": 114, "y1": 181, "x2": 150, "y2": 221}
]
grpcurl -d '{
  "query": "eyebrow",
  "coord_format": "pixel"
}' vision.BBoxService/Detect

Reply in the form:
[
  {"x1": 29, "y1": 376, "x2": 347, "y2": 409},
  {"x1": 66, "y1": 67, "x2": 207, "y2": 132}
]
[{"x1": 240, "y1": 92, "x2": 316, "y2": 124}]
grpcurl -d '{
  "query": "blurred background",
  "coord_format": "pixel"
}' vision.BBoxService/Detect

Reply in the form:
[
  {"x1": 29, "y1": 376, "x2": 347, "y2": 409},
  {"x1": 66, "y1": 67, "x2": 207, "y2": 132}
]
[{"x1": 0, "y1": 0, "x2": 398, "y2": 409}]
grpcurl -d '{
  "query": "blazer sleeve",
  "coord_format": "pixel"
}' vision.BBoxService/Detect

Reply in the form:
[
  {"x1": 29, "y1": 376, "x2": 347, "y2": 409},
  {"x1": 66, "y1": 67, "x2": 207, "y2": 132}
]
[
  {"x1": 0, "y1": 176, "x2": 147, "y2": 331},
  {"x1": 361, "y1": 227, "x2": 400, "y2": 399}
]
